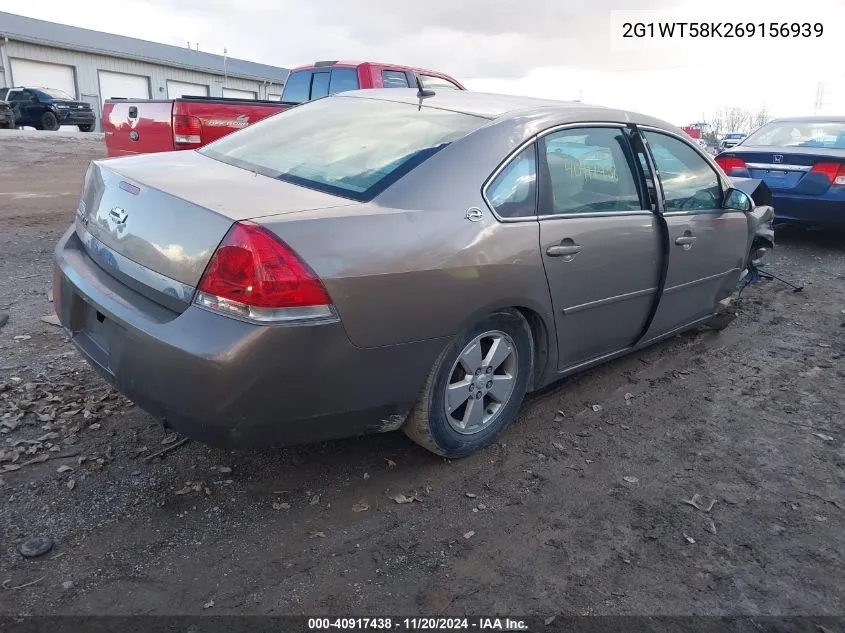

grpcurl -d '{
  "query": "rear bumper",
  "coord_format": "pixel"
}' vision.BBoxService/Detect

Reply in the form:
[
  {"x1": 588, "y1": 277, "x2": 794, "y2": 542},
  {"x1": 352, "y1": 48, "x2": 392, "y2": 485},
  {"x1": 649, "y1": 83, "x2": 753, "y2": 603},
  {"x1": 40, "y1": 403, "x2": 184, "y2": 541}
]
[
  {"x1": 771, "y1": 193, "x2": 845, "y2": 227},
  {"x1": 54, "y1": 226, "x2": 441, "y2": 448}
]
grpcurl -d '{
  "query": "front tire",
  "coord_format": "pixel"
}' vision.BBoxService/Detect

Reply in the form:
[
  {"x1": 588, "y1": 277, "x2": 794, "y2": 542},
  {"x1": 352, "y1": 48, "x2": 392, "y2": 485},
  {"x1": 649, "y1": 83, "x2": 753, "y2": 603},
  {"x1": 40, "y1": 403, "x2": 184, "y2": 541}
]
[
  {"x1": 41, "y1": 112, "x2": 59, "y2": 131},
  {"x1": 403, "y1": 310, "x2": 533, "y2": 458}
]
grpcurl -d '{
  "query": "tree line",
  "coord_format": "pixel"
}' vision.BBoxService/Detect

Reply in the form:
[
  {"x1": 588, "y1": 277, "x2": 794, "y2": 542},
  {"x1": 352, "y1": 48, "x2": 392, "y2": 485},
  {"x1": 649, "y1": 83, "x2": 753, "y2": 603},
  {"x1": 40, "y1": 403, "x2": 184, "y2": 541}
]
[{"x1": 701, "y1": 107, "x2": 770, "y2": 142}]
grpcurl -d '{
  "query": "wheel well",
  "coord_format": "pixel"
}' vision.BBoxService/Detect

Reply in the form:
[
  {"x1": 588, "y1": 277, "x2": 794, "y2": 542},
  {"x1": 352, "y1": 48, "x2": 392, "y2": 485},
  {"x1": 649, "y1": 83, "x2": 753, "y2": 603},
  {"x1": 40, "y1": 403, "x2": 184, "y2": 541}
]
[{"x1": 513, "y1": 307, "x2": 550, "y2": 393}]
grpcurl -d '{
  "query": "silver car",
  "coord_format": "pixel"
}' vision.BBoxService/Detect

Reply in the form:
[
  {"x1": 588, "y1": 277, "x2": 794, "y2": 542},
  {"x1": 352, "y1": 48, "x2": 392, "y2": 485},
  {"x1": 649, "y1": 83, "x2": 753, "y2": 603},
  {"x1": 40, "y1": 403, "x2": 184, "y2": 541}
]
[
  {"x1": 53, "y1": 89, "x2": 773, "y2": 458},
  {"x1": 719, "y1": 132, "x2": 747, "y2": 152}
]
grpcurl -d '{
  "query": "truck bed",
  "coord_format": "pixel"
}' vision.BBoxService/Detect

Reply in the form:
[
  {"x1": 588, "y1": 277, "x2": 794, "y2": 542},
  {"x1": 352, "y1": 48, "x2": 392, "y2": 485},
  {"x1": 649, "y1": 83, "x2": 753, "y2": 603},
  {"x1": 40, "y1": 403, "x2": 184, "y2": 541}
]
[{"x1": 103, "y1": 96, "x2": 296, "y2": 157}]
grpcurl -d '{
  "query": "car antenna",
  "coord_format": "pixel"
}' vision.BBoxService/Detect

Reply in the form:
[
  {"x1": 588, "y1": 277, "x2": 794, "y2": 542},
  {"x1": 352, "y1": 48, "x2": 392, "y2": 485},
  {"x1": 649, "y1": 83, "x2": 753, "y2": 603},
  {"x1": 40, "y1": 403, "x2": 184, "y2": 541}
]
[{"x1": 415, "y1": 75, "x2": 435, "y2": 110}]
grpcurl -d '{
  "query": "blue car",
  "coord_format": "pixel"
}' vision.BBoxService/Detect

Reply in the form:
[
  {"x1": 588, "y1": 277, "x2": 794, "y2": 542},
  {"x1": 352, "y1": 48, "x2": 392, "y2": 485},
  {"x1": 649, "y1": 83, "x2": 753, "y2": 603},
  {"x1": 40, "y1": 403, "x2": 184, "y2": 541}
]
[{"x1": 715, "y1": 116, "x2": 845, "y2": 228}]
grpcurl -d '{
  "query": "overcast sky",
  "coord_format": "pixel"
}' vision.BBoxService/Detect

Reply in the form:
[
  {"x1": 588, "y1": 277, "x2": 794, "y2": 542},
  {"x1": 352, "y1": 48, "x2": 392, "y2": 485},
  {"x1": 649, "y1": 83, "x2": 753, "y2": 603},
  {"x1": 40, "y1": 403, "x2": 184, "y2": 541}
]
[{"x1": 3, "y1": 0, "x2": 845, "y2": 124}]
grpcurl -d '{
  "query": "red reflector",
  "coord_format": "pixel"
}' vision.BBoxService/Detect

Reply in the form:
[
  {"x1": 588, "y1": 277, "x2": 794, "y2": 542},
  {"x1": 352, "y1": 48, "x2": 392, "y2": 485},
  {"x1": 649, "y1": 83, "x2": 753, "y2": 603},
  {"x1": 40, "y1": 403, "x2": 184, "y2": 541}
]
[
  {"x1": 198, "y1": 222, "x2": 332, "y2": 310},
  {"x1": 810, "y1": 161, "x2": 845, "y2": 184},
  {"x1": 173, "y1": 114, "x2": 202, "y2": 147},
  {"x1": 715, "y1": 156, "x2": 746, "y2": 173}
]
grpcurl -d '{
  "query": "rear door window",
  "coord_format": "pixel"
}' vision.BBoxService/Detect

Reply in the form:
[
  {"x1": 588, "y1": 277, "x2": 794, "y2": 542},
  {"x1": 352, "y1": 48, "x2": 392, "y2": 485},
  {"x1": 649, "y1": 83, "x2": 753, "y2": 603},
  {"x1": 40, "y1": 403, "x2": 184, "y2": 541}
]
[
  {"x1": 485, "y1": 145, "x2": 537, "y2": 218},
  {"x1": 329, "y1": 68, "x2": 359, "y2": 95},
  {"x1": 310, "y1": 72, "x2": 330, "y2": 100},
  {"x1": 541, "y1": 127, "x2": 644, "y2": 215},
  {"x1": 382, "y1": 70, "x2": 409, "y2": 88},
  {"x1": 281, "y1": 71, "x2": 311, "y2": 104}
]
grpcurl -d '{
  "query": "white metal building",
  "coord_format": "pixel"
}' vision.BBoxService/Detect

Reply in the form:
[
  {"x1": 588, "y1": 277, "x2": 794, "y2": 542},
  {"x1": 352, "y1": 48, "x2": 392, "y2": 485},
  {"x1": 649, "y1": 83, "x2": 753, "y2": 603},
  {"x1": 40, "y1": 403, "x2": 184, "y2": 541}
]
[{"x1": 0, "y1": 11, "x2": 289, "y2": 130}]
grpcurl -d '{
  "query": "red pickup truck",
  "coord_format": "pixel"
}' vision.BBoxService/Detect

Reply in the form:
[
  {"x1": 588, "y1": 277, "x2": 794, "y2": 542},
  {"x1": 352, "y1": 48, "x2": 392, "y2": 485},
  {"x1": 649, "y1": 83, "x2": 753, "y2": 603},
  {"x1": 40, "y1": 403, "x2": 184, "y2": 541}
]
[{"x1": 103, "y1": 60, "x2": 465, "y2": 157}]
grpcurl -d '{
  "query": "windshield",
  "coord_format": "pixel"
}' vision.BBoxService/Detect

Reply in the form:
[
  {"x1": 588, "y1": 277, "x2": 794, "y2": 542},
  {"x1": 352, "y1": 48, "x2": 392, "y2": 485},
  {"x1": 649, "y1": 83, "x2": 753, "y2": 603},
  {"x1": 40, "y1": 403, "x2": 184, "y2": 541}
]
[
  {"x1": 39, "y1": 88, "x2": 75, "y2": 100},
  {"x1": 743, "y1": 120, "x2": 845, "y2": 149},
  {"x1": 200, "y1": 96, "x2": 486, "y2": 201}
]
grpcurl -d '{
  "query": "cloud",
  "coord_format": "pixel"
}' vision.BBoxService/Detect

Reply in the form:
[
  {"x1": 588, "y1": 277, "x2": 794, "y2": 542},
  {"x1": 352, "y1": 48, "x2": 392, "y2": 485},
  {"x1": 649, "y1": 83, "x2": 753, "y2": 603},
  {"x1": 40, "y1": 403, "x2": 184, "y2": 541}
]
[
  {"x1": 3, "y1": 0, "x2": 844, "y2": 123},
  {"x1": 1, "y1": 0, "x2": 675, "y2": 78}
]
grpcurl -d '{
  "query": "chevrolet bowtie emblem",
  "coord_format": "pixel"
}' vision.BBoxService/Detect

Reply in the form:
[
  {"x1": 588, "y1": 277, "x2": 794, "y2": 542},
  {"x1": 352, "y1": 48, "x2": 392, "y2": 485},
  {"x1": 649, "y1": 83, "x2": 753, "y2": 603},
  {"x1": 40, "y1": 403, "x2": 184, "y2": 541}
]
[{"x1": 109, "y1": 207, "x2": 128, "y2": 224}]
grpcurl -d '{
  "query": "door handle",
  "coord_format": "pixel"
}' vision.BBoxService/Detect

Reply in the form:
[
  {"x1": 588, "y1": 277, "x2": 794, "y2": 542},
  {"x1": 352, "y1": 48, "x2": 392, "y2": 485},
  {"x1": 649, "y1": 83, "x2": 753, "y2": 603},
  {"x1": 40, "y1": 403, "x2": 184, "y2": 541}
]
[
  {"x1": 546, "y1": 244, "x2": 582, "y2": 257},
  {"x1": 674, "y1": 235, "x2": 697, "y2": 246}
]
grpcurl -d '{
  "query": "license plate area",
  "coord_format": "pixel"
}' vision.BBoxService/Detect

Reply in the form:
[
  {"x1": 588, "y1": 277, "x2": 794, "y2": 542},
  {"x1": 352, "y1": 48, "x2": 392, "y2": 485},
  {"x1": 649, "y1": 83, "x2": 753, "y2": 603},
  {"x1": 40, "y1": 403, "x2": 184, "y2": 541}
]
[
  {"x1": 83, "y1": 304, "x2": 111, "y2": 356},
  {"x1": 68, "y1": 293, "x2": 120, "y2": 371}
]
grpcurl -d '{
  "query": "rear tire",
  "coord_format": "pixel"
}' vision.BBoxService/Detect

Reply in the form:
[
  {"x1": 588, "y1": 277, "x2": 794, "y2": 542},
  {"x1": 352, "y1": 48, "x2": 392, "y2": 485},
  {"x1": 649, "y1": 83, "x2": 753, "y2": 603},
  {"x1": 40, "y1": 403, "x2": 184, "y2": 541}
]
[
  {"x1": 41, "y1": 112, "x2": 59, "y2": 131},
  {"x1": 403, "y1": 310, "x2": 533, "y2": 458},
  {"x1": 78, "y1": 123, "x2": 95, "y2": 132}
]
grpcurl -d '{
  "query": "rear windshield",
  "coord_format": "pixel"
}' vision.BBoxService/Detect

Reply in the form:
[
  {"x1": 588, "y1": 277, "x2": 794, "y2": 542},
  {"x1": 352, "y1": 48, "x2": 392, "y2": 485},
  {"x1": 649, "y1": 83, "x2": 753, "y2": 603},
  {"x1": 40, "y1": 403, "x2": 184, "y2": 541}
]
[
  {"x1": 200, "y1": 96, "x2": 485, "y2": 201},
  {"x1": 281, "y1": 68, "x2": 361, "y2": 104},
  {"x1": 743, "y1": 121, "x2": 845, "y2": 149}
]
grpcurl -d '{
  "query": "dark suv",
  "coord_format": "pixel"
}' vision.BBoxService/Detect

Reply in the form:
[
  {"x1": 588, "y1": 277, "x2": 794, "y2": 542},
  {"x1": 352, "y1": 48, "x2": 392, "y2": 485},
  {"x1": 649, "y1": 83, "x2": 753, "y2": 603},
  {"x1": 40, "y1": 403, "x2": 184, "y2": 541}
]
[{"x1": 0, "y1": 86, "x2": 96, "y2": 131}]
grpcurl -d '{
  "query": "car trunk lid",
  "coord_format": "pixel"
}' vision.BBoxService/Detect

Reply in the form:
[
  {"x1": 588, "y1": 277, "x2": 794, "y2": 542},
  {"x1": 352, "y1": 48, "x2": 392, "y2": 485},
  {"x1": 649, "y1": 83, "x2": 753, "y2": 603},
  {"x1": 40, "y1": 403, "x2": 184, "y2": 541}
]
[
  {"x1": 720, "y1": 146, "x2": 845, "y2": 194},
  {"x1": 76, "y1": 151, "x2": 358, "y2": 312}
]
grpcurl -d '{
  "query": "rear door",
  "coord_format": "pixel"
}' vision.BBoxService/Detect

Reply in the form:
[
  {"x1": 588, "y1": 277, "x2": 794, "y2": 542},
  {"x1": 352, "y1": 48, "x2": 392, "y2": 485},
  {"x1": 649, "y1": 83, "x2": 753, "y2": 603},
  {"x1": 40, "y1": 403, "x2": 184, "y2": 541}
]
[
  {"x1": 17, "y1": 89, "x2": 41, "y2": 127},
  {"x1": 535, "y1": 125, "x2": 662, "y2": 368},
  {"x1": 4, "y1": 89, "x2": 30, "y2": 125},
  {"x1": 639, "y1": 129, "x2": 747, "y2": 338}
]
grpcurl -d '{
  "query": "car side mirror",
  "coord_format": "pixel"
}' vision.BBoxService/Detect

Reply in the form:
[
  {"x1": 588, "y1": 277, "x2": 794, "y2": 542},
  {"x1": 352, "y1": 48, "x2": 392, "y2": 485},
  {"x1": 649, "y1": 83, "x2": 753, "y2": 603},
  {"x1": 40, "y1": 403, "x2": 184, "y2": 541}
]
[{"x1": 723, "y1": 188, "x2": 753, "y2": 212}]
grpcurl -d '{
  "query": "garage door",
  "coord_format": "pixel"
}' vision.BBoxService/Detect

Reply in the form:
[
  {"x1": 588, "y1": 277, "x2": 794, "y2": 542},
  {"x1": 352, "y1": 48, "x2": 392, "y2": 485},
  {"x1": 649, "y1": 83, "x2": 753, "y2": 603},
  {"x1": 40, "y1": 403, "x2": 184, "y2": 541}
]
[
  {"x1": 10, "y1": 59, "x2": 76, "y2": 98},
  {"x1": 268, "y1": 94, "x2": 282, "y2": 101},
  {"x1": 166, "y1": 81, "x2": 208, "y2": 99},
  {"x1": 222, "y1": 88, "x2": 256, "y2": 100},
  {"x1": 99, "y1": 71, "x2": 150, "y2": 106}
]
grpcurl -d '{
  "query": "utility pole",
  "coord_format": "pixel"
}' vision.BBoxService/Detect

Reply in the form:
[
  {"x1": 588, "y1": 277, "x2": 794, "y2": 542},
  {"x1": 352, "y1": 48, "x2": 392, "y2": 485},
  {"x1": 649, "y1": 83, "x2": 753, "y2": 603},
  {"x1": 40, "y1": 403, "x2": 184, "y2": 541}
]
[{"x1": 814, "y1": 82, "x2": 825, "y2": 112}]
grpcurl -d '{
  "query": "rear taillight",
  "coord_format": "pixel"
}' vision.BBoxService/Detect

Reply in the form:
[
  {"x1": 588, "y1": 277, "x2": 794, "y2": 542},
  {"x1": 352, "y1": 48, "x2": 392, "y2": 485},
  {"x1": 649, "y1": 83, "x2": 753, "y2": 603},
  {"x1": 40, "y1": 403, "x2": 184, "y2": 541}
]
[
  {"x1": 810, "y1": 161, "x2": 845, "y2": 185},
  {"x1": 195, "y1": 222, "x2": 335, "y2": 323},
  {"x1": 715, "y1": 156, "x2": 746, "y2": 173},
  {"x1": 173, "y1": 114, "x2": 202, "y2": 147}
]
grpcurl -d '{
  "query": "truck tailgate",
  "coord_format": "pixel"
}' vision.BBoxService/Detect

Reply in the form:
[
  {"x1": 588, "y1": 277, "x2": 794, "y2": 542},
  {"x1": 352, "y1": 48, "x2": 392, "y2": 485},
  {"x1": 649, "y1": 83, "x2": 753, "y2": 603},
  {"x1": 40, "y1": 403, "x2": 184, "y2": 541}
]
[
  {"x1": 174, "y1": 98, "x2": 291, "y2": 147},
  {"x1": 104, "y1": 100, "x2": 174, "y2": 157}
]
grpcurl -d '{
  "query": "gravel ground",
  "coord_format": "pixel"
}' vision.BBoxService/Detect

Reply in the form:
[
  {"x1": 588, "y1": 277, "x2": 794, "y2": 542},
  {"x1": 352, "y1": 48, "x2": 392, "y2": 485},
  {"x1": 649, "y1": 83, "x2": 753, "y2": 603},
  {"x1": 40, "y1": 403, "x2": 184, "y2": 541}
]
[{"x1": 0, "y1": 133, "x2": 843, "y2": 616}]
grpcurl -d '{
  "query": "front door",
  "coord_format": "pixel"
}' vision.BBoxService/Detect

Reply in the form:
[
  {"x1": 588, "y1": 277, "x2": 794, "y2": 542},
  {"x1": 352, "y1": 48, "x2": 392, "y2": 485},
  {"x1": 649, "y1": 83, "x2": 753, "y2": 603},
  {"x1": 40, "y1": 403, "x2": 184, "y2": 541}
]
[
  {"x1": 537, "y1": 126, "x2": 663, "y2": 369},
  {"x1": 5, "y1": 89, "x2": 30, "y2": 126},
  {"x1": 639, "y1": 130, "x2": 748, "y2": 339}
]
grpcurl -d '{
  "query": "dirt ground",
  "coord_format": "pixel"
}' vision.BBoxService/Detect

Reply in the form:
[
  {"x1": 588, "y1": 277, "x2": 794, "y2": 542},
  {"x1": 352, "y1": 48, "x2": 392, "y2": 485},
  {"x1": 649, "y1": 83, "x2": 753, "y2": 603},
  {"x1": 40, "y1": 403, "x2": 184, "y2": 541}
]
[{"x1": 0, "y1": 131, "x2": 843, "y2": 617}]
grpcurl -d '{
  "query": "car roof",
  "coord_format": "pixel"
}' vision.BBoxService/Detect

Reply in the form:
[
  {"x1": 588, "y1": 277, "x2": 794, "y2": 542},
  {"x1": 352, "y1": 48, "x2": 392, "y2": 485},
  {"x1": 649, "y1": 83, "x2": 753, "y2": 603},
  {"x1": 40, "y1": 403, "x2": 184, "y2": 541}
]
[{"x1": 339, "y1": 88, "x2": 679, "y2": 130}]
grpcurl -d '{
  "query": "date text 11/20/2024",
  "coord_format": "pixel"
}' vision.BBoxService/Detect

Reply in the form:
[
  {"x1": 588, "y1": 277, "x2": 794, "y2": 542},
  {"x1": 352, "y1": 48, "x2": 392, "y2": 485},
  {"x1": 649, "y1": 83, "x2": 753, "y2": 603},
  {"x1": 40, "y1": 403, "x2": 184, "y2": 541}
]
[{"x1": 308, "y1": 618, "x2": 529, "y2": 631}]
